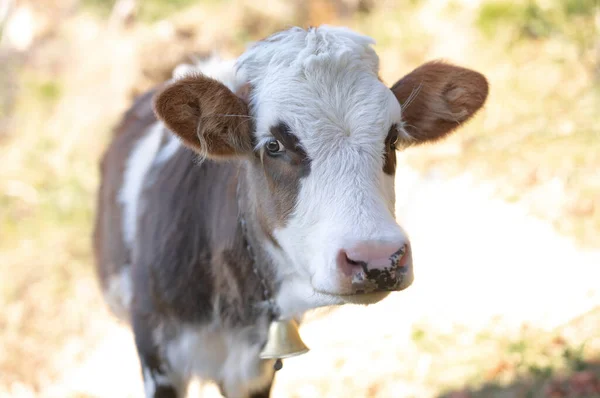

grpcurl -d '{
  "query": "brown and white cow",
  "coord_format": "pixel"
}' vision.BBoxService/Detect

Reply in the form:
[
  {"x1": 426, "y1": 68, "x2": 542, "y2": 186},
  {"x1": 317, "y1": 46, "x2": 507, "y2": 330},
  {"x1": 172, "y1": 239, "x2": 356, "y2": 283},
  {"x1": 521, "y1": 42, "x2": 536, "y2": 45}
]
[{"x1": 93, "y1": 26, "x2": 488, "y2": 398}]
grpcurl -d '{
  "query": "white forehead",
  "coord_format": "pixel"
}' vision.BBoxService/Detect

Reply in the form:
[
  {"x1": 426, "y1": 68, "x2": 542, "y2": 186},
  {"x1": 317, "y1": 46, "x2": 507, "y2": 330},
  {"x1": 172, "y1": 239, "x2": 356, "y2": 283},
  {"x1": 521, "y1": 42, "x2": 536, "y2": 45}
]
[{"x1": 236, "y1": 26, "x2": 402, "y2": 151}]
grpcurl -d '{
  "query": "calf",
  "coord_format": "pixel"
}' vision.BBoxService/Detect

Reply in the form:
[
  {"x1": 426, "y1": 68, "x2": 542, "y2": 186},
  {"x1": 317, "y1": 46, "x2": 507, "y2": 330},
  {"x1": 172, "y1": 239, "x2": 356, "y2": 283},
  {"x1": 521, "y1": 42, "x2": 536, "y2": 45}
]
[{"x1": 93, "y1": 26, "x2": 488, "y2": 398}]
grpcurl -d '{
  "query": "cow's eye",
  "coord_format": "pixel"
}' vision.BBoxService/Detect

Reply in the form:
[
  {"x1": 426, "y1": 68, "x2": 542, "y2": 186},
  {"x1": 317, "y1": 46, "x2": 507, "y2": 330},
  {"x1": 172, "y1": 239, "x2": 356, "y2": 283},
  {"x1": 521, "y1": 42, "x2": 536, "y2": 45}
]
[{"x1": 265, "y1": 139, "x2": 285, "y2": 155}]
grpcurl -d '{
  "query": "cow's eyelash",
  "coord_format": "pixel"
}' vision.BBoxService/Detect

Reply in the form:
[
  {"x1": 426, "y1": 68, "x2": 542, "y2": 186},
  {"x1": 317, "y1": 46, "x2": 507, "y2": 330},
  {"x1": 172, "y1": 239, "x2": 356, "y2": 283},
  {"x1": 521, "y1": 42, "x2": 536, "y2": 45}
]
[{"x1": 254, "y1": 135, "x2": 278, "y2": 151}]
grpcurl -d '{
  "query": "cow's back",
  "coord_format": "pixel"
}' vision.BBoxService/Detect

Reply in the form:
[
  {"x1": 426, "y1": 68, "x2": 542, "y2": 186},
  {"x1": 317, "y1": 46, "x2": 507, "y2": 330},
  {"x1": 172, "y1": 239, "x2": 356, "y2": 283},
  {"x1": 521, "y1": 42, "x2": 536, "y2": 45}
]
[{"x1": 92, "y1": 88, "x2": 159, "y2": 320}]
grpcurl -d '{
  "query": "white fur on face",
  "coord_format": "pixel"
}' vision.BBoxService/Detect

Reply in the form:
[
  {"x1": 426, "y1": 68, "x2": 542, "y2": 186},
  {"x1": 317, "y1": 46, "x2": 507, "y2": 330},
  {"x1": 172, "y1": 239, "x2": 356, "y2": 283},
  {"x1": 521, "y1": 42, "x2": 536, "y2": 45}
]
[{"x1": 237, "y1": 27, "x2": 409, "y2": 316}]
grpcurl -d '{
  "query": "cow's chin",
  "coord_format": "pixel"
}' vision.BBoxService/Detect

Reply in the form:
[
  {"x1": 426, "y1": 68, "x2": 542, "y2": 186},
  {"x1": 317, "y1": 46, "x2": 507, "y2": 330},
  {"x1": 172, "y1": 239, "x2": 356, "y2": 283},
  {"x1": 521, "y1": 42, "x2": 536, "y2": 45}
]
[
  {"x1": 314, "y1": 290, "x2": 391, "y2": 306},
  {"x1": 339, "y1": 291, "x2": 391, "y2": 305}
]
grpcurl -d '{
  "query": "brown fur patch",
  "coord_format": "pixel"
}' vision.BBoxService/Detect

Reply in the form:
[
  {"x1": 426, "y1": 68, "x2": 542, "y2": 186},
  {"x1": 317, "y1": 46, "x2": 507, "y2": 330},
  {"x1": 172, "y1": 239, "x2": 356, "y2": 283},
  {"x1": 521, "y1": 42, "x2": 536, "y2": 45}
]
[
  {"x1": 153, "y1": 75, "x2": 253, "y2": 158},
  {"x1": 248, "y1": 122, "x2": 311, "y2": 234},
  {"x1": 390, "y1": 61, "x2": 489, "y2": 143}
]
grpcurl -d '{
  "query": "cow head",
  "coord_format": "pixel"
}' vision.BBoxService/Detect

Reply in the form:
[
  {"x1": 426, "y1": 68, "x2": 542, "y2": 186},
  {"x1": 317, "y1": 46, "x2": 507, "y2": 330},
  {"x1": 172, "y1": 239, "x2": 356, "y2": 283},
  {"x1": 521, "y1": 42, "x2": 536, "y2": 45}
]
[{"x1": 154, "y1": 26, "x2": 488, "y2": 316}]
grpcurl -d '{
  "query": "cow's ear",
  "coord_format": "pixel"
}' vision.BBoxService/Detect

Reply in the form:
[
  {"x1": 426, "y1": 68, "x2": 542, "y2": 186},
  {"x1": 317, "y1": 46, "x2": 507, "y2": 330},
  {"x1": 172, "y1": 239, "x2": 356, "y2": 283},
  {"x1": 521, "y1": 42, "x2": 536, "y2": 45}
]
[
  {"x1": 390, "y1": 61, "x2": 489, "y2": 144},
  {"x1": 153, "y1": 75, "x2": 253, "y2": 158}
]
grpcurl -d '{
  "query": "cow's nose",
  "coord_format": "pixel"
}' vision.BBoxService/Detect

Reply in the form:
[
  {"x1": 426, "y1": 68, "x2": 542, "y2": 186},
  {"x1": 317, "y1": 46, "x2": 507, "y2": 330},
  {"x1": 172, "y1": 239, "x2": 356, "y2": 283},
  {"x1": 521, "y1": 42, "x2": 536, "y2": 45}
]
[{"x1": 337, "y1": 241, "x2": 411, "y2": 292}]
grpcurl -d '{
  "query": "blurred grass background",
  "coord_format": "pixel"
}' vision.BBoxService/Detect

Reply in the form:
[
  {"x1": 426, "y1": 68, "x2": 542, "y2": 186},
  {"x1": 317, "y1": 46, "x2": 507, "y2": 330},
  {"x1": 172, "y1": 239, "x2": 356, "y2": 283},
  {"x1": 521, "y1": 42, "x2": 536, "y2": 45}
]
[{"x1": 0, "y1": 0, "x2": 599, "y2": 397}]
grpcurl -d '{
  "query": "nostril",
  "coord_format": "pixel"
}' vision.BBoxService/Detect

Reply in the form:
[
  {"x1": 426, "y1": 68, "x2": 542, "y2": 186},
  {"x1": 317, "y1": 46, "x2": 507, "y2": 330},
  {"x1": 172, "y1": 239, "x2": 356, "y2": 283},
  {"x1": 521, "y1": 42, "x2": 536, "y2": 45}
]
[
  {"x1": 337, "y1": 250, "x2": 365, "y2": 276},
  {"x1": 345, "y1": 253, "x2": 364, "y2": 266},
  {"x1": 396, "y1": 244, "x2": 410, "y2": 269}
]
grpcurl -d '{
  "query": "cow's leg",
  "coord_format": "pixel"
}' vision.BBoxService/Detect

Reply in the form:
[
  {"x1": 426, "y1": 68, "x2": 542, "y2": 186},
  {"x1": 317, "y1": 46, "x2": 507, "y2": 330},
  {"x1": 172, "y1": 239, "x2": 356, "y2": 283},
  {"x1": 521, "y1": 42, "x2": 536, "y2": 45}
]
[
  {"x1": 132, "y1": 311, "x2": 188, "y2": 398},
  {"x1": 140, "y1": 360, "x2": 183, "y2": 398},
  {"x1": 217, "y1": 384, "x2": 274, "y2": 398},
  {"x1": 218, "y1": 373, "x2": 274, "y2": 398},
  {"x1": 248, "y1": 381, "x2": 274, "y2": 398}
]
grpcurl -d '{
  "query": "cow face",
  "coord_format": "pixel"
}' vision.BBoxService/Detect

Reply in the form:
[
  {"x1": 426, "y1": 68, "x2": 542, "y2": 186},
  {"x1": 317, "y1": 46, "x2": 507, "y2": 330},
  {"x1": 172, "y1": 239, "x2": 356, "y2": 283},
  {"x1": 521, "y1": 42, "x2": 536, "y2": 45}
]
[{"x1": 154, "y1": 26, "x2": 488, "y2": 315}]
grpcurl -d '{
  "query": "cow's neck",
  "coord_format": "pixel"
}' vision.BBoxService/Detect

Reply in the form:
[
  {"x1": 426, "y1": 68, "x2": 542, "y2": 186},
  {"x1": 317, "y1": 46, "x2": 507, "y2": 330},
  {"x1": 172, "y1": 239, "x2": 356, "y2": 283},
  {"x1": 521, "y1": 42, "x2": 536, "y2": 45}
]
[
  {"x1": 235, "y1": 161, "x2": 317, "y2": 322},
  {"x1": 235, "y1": 164, "x2": 281, "y2": 321},
  {"x1": 236, "y1": 170, "x2": 279, "y2": 321},
  {"x1": 235, "y1": 162, "x2": 316, "y2": 321},
  {"x1": 236, "y1": 165, "x2": 309, "y2": 364}
]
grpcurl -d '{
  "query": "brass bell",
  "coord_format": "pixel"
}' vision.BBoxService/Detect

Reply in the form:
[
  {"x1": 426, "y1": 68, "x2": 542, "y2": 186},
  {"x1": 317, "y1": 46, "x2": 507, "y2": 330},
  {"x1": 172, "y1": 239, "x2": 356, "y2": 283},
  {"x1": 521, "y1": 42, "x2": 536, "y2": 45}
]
[{"x1": 259, "y1": 318, "x2": 309, "y2": 359}]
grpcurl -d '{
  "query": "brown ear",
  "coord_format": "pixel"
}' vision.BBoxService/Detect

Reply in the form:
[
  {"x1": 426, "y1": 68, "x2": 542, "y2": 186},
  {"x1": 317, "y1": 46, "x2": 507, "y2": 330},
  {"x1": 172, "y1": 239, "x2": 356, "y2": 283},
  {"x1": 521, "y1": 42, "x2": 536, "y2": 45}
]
[
  {"x1": 153, "y1": 75, "x2": 253, "y2": 158},
  {"x1": 390, "y1": 61, "x2": 489, "y2": 144}
]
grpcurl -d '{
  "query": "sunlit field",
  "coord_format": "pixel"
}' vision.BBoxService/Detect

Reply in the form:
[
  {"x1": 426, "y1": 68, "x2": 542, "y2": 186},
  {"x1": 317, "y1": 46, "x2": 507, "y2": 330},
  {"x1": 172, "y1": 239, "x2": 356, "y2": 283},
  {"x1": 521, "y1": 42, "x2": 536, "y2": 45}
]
[{"x1": 1, "y1": 0, "x2": 599, "y2": 397}]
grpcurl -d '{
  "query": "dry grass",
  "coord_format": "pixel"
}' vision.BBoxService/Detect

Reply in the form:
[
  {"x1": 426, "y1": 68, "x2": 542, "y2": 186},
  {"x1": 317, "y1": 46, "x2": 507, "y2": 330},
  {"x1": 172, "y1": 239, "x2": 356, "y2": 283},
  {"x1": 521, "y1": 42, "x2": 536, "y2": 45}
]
[{"x1": 0, "y1": 0, "x2": 599, "y2": 396}]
